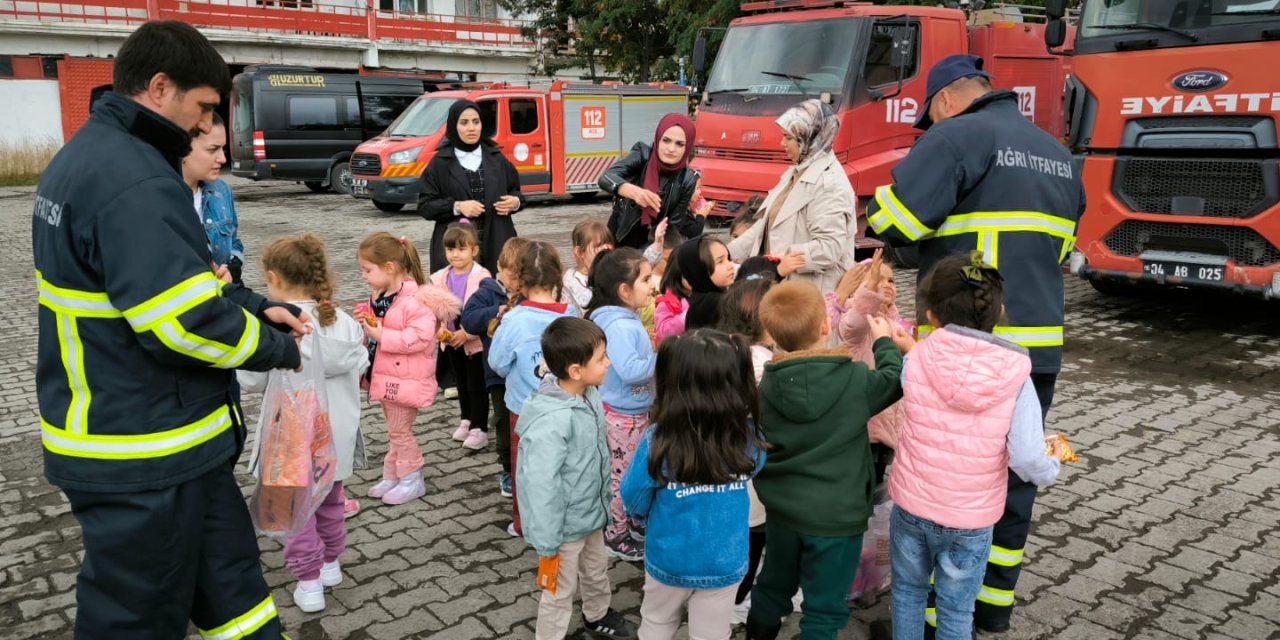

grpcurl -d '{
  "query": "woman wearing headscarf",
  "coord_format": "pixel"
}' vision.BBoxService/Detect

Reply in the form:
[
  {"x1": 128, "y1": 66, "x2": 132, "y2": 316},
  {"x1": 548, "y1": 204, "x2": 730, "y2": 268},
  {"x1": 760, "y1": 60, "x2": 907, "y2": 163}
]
[
  {"x1": 599, "y1": 113, "x2": 704, "y2": 249},
  {"x1": 418, "y1": 99, "x2": 524, "y2": 274},
  {"x1": 728, "y1": 99, "x2": 857, "y2": 294}
]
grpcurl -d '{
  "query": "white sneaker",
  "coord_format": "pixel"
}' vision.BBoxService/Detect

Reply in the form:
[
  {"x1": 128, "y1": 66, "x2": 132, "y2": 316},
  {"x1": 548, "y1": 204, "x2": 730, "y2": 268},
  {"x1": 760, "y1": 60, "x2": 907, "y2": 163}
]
[
  {"x1": 367, "y1": 478, "x2": 397, "y2": 499},
  {"x1": 507, "y1": 521, "x2": 519, "y2": 537},
  {"x1": 382, "y1": 472, "x2": 426, "y2": 505},
  {"x1": 319, "y1": 560, "x2": 343, "y2": 587},
  {"x1": 463, "y1": 428, "x2": 488, "y2": 450},
  {"x1": 451, "y1": 420, "x2": 471, "y2": 442},
  {"x1": 293, "y1": 579, "x2": 325, "y2": 613}
]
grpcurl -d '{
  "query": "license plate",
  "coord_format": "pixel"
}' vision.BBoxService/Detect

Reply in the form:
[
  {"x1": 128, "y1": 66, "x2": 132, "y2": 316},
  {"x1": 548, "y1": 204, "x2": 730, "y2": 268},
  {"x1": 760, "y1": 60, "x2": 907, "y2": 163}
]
[
  {"x1": 1140, "y1": 250, "x2": 1226, "y2": 283},
  {"x1": 352, "y1": 179, "x2": 368, "y2": 196}
]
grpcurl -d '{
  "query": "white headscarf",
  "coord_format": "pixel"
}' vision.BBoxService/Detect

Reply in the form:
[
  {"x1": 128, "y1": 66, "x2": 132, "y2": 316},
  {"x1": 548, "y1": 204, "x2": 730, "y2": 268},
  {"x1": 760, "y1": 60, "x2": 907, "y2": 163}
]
[{"x1": 776, "y1": 99, "x2": 839, "y2": 173}]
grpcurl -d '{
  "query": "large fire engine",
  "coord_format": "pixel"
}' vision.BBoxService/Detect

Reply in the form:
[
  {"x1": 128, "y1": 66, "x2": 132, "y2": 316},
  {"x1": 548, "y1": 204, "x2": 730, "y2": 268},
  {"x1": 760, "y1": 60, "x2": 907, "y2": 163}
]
[
  {"x1": 690, "y1": 0, "x2": 1070, "y2": 264},
  {"x1": 1045, "y1": 0, "x2": 1280, "y2": 299}
]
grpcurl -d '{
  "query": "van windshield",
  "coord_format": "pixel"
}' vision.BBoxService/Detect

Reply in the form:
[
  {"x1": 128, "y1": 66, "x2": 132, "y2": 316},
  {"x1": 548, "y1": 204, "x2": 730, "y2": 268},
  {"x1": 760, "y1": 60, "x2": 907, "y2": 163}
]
[{"x1": 387, "y1": 97, "x2": 457, "y2": 137}]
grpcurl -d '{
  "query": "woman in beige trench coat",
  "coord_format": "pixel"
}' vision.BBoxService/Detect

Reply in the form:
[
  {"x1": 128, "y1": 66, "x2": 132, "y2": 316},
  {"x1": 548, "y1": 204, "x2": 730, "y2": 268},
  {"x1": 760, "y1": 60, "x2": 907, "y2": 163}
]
[{"x1": 728, "y1": 99, "x2": 857, "y2": 294}]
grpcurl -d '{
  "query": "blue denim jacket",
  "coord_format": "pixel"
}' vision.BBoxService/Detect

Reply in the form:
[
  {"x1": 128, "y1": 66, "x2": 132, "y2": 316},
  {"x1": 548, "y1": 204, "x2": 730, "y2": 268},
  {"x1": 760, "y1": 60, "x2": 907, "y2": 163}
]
[
  {"x1": 199, "y1": 179, "x2": 244, "y2": 267},
  {"x1": 621, "y1": 428, "x2": 766, "y2": 589}
]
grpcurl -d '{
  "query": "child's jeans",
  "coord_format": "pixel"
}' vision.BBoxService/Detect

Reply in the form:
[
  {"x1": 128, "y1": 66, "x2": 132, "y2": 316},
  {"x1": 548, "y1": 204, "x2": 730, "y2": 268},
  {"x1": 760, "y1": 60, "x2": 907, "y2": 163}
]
[
  {"x1": 890, "y1": 505, "x2": 993, "y2": 640},
  {"x1": 603, "y1": 409, "x2": 648, "y2": 540},
  {"x1": 536, "y1": 529, "x2": 612, "y2": 640},
  {"x1": 283, "y1": 481, "x2": 346, "y2": 581},
  {"x1": 381, "y1": 402, "x2": 423, "y2": 479}
]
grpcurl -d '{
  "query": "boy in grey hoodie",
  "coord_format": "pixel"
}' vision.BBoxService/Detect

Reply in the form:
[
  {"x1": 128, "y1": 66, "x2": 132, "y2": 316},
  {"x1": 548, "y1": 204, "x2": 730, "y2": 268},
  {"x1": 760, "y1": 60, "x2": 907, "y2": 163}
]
[{"x1": 516, "y1": 317, "x2": 639, "y2": 640}]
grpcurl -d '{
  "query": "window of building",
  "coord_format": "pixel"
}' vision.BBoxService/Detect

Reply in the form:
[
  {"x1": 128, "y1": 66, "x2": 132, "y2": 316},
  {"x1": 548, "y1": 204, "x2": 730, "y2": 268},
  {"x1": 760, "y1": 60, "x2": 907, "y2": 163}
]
[
  {"x1": 509, "y1": 98, "x2": 539, "y2": 135},
  {"x1": 863, "y1": 23, "x2": 919, "y2": 89},
  {"x1": 287, "y1": 96, "x2": 339, "y2": 129},
  {"x1": 42, "y1": 57, "x2": 59, "y2": 79},
  {"x1": 456, "y1": 0, "x2": 497, "y2": 20},
  {"x1": 0, "y1": 56, "x2": 12, "y2": 79}
]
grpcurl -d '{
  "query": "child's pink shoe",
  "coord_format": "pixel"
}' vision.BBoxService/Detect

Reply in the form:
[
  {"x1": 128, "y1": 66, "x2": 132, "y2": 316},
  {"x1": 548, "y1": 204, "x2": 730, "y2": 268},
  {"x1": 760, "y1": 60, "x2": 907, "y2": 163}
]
[
  {"x1": 451, "y1": 420, "x2": 472, "y2": 442},
  {"x1": 382, "y1": 472, "x2": 426, "y2": 505},
  {"x1": 343, "y1": 498, "x2": 360, "y2": 519},
  {"x1": 368, "y1": 478, "x2": 397, "y2": 499}
]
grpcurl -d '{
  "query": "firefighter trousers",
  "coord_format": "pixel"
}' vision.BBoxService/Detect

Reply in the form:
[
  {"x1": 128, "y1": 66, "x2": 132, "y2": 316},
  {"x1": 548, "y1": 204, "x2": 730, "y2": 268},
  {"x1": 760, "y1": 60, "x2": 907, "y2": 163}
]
[
  {"x1": 927, "y1": 373, "x2": 1057, "y2": 634},
  {"x1": 64, "y1": 458, "x2": 283, "y2": 640}
]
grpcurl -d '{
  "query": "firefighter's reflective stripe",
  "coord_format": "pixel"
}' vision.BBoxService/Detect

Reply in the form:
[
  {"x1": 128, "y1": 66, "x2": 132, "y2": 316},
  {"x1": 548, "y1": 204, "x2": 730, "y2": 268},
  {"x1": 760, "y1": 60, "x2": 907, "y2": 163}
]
[
  {"x1": 978, "y1": 231, "x2": 999, "y2": 268},
  {"x1": 1059, "y1": 236, "x2": 1075, "y2": 264},
  {"x1": 41, "y1": 405, "x2": 233, "y2": 460},
  {"x1": 123, "y1": 272, "x2": 222, "y2": 331},
  {"x1": 977, "y1": 585, "x2": 1016, "y2": 607},
  {"x1": 56, "y1": 315, "x2": 91, "y2": 435},
  {"x1": 198, "y1": 596, "x2": 278, "y2": 640},
  {"x1": 152, "y1": 308, "x2": 260, "y2": 368},
  {"x1": 925, "y1": 607, "x2": 937, "y2": 627},
  {"x1": 36, "y1": 272, "x2": 122, "y2": 319},
  {"x1": 916, "y1": 325, "x2": 1063, "y2": 349},
  {"x1": 989, "y1": 545, "x2": 1024, "y2": 567},
  {"x1": 869, "y1": 185, "x2": 934, "y2": 241},
  {"x1": 932, "y1": 211, "x2": 1076, "y2": 242}
]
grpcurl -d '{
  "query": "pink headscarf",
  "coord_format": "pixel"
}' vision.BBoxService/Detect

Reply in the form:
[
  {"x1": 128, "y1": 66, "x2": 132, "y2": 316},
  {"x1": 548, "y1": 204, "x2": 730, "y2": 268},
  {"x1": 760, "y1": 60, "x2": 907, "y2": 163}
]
[{"x1": 641, "y1": 113, "x2": 696, "y2": 225}]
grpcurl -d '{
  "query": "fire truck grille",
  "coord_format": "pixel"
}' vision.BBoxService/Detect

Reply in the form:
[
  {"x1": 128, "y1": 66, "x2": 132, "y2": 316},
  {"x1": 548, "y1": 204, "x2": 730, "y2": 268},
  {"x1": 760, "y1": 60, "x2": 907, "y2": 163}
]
[
  {"x1": 698, "y1": 148, "x2": 790, "y2": 163},
  {"x1": 1114, "y1": 158, "x2": 1274, "y2": 219},
  {"x1": 1103, "y1": 221, "x2": 1280, "y2": 267},
  {"x1": 1132, "y1": 116, "x2": 1266, "y2": 130},
  {"x1": 351, "y1": 153, "x2": 382, "y2": 176}
]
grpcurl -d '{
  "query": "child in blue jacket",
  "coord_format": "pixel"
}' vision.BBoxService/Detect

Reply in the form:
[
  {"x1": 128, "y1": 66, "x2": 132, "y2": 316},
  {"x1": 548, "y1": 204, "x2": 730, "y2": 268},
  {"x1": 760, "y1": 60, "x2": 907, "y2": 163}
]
[{"x1": 621, "y1": 329, "x2": 765, "y2": 640}]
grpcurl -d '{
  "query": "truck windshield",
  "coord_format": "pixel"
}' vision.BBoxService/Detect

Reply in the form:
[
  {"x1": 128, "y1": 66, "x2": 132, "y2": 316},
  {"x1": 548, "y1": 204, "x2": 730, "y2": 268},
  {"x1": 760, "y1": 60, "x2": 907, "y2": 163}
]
[
  {"x1": 1077, "y1": 0, "x2": 1280, "y2": 52},
  {"x1": 386, "y1": 97, "x2": 457, "y2": 137},
  {"x1": 705, "y1": 18, "x2": 858, "y2": 98}
]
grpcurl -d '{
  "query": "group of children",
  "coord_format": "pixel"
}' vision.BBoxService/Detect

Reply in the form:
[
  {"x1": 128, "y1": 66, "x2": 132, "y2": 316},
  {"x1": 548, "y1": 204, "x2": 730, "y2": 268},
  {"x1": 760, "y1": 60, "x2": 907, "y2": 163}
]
[{"x1": 234, "y1": 210, "x2": 1062, "y2": 640}]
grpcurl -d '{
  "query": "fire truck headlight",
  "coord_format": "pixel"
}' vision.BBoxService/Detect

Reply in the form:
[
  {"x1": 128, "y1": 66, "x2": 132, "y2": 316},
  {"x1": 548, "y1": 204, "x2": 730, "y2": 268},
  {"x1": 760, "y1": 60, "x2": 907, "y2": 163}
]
[{"x1": 388, "y1": 146, "x2": 423, "y2": 166}]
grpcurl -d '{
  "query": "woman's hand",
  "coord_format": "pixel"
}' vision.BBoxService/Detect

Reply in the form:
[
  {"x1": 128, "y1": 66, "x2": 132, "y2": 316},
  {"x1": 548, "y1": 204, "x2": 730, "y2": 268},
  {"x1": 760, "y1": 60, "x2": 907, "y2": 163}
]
[
  {"x1": 777, "y1": 251, "x2": 806, "y2": 278},
  {"x1": 494, "y1": 195, "x2": 520, "y2": 215},
  {"x1": 621, "y1": 183, "x2": 662, "y2": 211},
  {"x1": 456, "y1": 200, "x2": 485, "y2": 218}
]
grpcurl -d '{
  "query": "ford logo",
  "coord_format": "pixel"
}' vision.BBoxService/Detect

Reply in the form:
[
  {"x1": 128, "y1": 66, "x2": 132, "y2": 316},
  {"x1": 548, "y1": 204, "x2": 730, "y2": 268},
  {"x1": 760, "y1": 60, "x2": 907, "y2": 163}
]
[{"x1": 1171, "y1": 71, "x2": 1228, "y2": 93}]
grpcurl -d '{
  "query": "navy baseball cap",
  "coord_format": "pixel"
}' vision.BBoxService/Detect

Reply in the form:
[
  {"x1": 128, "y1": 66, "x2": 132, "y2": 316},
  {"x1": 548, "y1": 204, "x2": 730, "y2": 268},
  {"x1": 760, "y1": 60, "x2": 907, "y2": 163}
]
[{"x1": 914, "y1": 54, "x2": 990, "y2": 131}]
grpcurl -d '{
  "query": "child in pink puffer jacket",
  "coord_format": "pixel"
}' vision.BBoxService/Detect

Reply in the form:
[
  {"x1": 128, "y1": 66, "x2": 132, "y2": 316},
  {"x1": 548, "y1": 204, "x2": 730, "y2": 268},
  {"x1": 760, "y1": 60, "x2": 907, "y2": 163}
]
[{"x1": 356, "y1": 233, "x2": 461, "y2": 507}]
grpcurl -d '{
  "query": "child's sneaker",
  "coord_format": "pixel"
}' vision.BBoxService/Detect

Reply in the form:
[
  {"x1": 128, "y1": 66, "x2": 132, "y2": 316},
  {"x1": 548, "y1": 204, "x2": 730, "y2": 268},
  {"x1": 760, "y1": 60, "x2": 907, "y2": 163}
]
[
  {"x1": 629, "y1": 520, "x2": 646, "y2": 542},
  {"x1": 367, "y1": 478, "x2": 397, "y2": 499},
  {"x1": 731, "y1": 594, "x2": 751, "y2": 626},
  {"x1": 319, "y1": 560, "x2": 343, "y2": 587},
  {"x1": 292, "y1": 579, "x2": 325, "y2": 613},
  {"x1": 381, "y1": 472, "x2": 425, "y2": 505},
  {"x1": 343, "y1": 498, "x2": 360, "y2": 519},
  {"x1": 451, "y1": 419, "x2": 472, "y2": 442},
  {"x1": 499, "y1": 471, "x2": 513, "y2": 498},
  {"x1": 462, "y1": 428, "x2": 488, "y2": 450},
  {"x1": 506, "y1": 521, "x2": 520, "y2": 537},
  {"x1": 582, "y1": 609, "x2": 638, "y2": 639},
  {"x1": 605, "y1": 532, "x2": 644, "y2": 562}
]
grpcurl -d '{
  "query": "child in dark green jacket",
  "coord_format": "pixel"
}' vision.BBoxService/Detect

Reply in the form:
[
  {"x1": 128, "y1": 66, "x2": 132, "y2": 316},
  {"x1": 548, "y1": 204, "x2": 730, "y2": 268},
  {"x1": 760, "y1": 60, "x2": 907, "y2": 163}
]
[{"x1": 747, "y1": 281, "x2": 912, "y2": 640}]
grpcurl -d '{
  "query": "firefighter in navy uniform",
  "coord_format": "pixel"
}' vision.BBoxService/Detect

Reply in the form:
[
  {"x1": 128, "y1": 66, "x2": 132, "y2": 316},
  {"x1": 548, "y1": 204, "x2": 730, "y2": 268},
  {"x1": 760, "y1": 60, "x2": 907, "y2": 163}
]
[
  {"x1": 866, "y1": 54, "x2": 1085, "y2": 634},
  {"x1": 33, "y1": 21, "x2": 308, "y2": 639}
]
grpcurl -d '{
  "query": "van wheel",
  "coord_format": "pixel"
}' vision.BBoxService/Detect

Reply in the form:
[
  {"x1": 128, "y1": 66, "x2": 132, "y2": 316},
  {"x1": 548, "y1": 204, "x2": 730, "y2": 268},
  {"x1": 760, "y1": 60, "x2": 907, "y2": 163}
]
[
  {"x1": 330, "y1": 162, "x2": 353, "y2": 195},
  {"x1": 304, "y1": 181, "x2": 330, "y2": 193},
  {"x1": 883, "y1": 244, "x2": 919, "y2": 270},
  {"x1": 373, "y1": 200, "x2": 405, "y2": 212}
]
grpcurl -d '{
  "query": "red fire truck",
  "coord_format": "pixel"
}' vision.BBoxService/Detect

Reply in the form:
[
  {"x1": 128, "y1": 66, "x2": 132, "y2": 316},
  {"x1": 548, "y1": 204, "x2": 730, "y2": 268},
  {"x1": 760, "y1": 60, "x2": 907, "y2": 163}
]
[
  {"x1": 1045, "y1": 0, "x2": 1280, "y2": 299},
  {"x1": 690, "y1": 0, "x2": 1070, "y2": 263},
  {"x1": 349, "y1": 81, "x2": 688, "y2": 212}
]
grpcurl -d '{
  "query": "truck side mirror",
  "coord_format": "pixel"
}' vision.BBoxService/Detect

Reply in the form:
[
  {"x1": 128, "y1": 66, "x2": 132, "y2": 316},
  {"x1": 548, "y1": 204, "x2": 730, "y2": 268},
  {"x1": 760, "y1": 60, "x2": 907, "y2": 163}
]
[
  {"x1": 693, "y1": 36, "x2": 707, "y2": 77},
  {"x1": 1044, "y1": 0, "x2": 1066, "y2": 20},
  {"x1": 1045, "y1": 19, "x2": 1067, "y2": 49}
]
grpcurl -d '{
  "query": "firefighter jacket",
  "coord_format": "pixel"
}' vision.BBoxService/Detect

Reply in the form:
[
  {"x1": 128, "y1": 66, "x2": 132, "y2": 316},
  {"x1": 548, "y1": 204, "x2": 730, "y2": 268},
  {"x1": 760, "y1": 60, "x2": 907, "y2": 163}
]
[
  {"x1": 33, "y1": 93, "x2": 301, "y2": 493},
  {"x1": 867, "y1": 91, "x2": 1086, "y2": 374}
]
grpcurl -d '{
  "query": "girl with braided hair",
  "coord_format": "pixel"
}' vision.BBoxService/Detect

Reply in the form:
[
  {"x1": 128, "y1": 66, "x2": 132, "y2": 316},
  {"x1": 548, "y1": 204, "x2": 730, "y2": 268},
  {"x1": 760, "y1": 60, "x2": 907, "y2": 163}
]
[
  {"x1": 238, "y1": 233, "x2": 371, "y2": 613},
  {"x1": 888, "y1": 252, "x2": 1059, "y2": 640}
]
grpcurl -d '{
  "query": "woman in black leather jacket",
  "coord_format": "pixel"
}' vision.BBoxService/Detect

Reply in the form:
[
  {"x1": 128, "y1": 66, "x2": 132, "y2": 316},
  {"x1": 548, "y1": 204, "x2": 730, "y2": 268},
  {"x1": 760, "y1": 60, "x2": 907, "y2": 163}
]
[{"x1": 598, "y1": 113, "x2": 705, "y2": 249}]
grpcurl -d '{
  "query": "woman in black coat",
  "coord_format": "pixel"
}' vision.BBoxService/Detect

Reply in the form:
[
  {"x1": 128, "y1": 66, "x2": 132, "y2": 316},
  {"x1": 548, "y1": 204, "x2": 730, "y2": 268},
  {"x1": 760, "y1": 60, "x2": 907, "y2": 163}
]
[
  {"x1": 418, "y1": 100, "x2": 524, "y2": 274},
  {"x1": 598, "y1": 113, "x2": 705, "y2": 249}
]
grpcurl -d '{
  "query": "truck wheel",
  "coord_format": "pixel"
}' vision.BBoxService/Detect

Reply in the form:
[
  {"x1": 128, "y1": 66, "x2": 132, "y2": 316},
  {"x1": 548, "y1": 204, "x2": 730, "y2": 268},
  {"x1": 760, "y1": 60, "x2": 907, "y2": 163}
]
[
  {"x1": 304, "y1": 181, "x2": 330, "y2": 193},
  {"x1": 373, "y1": 200, "x2": 405, "y2": 213},
  {"x1": 883, "y1": 244, "x2": 919, "y2": 270},
  {"x1": 330, "y1": 162, "x2": 353, "y2": 195}
]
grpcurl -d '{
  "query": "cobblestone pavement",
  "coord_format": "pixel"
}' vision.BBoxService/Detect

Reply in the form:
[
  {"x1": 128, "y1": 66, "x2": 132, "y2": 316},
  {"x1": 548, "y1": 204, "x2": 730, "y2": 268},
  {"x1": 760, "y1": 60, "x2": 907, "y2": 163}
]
[{"x1": 1, "y1": 178, "x2": 1277, "y2": 640}]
